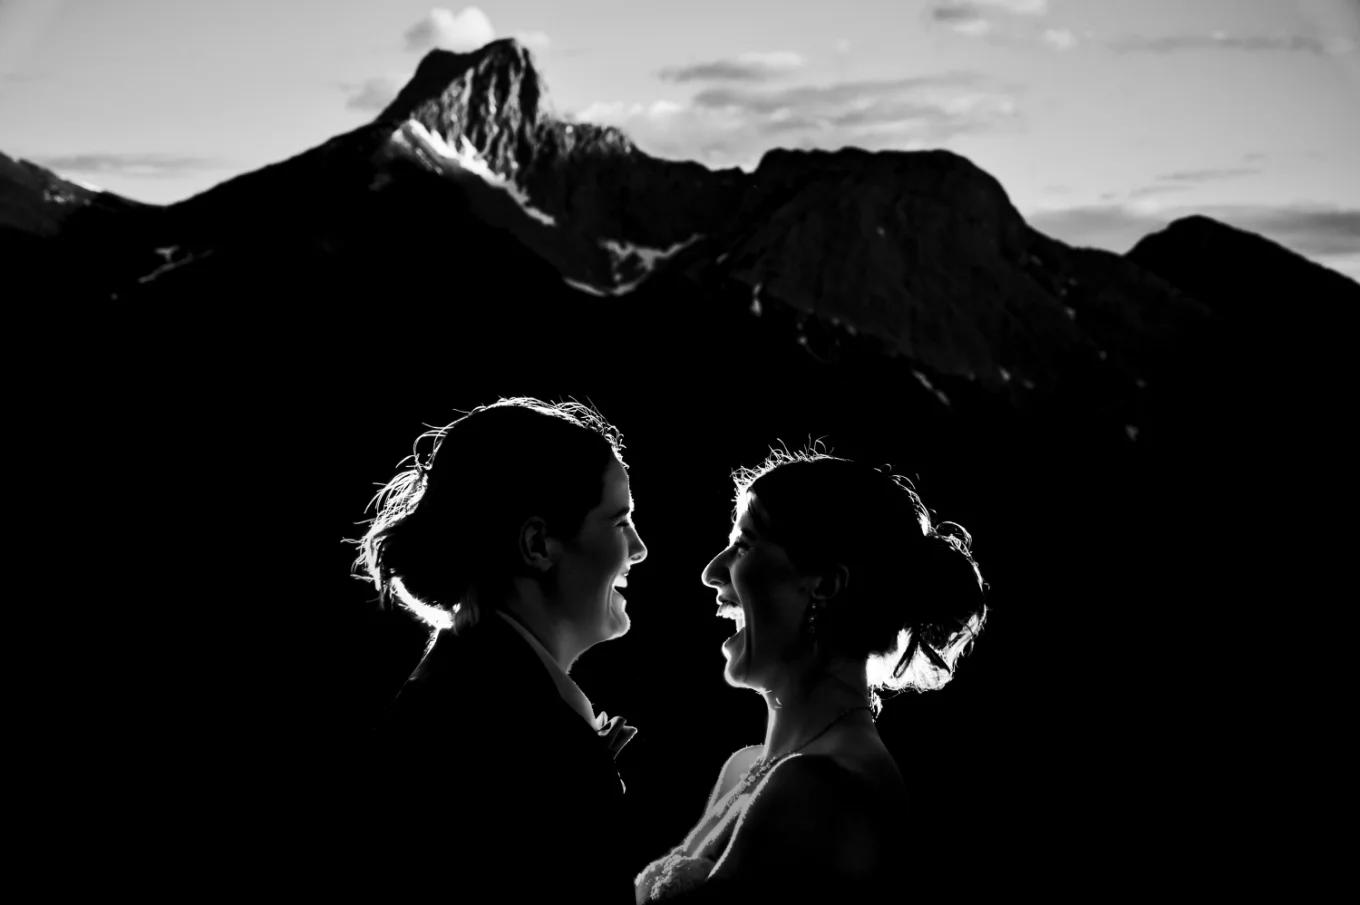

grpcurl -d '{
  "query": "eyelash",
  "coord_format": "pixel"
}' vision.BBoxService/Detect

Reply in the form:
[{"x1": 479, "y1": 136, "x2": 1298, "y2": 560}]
[{"x1": 731, "y1": 540, "x2": 750, "y2": 555}]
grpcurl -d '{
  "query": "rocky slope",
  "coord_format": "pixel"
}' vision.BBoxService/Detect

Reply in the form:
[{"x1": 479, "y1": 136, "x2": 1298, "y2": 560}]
[{"x1": 6, "y1": 38, "x2": 1352, "y2": 425}]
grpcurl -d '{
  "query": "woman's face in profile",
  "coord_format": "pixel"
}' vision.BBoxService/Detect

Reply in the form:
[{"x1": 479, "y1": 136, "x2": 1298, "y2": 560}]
[
  {"x1": 702, "y1": 493, "x2": 815, "y2": 692},
  {"x1": 553, "y1": 456, "x2": 648, "y2": 648}
]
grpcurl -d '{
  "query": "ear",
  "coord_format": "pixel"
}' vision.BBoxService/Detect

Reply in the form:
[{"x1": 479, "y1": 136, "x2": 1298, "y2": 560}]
[
  {"x1": 810, "y1": 563, "x2": 849, "y2": 603},
  {"x1": 517, "y1": 516, "x2": 560, "y2": 573}
]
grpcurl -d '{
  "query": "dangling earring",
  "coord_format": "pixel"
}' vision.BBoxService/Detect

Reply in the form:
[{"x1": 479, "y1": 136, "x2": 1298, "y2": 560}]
[{"x1": 807, "y1": 601, "x2": 821, "y2": 635}]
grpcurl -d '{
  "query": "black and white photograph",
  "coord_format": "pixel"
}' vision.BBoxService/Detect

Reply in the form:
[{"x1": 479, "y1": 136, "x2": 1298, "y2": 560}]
[{"x1": 5, "y1": 0, "x2": 1356, "y2": 899}]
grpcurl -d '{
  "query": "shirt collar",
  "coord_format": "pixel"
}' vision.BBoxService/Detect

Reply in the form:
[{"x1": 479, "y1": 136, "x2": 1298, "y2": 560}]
[{"x1": 495, "y1": 609, "x2": 603, "y2": 731}]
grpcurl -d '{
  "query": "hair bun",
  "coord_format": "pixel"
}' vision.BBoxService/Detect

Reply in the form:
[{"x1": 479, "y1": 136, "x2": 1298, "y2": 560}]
[
  {"x1": 911, "y1": 523, "x2": 986, "y2": 646},
  {"x1": 929, "y1": 520, "x2": 973, "y2": 551}
]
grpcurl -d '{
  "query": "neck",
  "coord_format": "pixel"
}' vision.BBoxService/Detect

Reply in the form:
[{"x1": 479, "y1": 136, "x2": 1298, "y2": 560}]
[
  {"x1": 499, "y1": 585, "x2": 587, "y2": 672},
  {"x1": 760, "y1": 662, "x2": 873, "y2": 761}
]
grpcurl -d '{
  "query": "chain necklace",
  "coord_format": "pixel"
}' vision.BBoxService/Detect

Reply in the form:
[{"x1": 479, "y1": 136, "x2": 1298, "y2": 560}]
[
  {"x1": 734, "y1": 704, "x2": 874, "y2": 796},
  {"x1": 677, "y1": 704, "x2": 874, "y2": 861}
]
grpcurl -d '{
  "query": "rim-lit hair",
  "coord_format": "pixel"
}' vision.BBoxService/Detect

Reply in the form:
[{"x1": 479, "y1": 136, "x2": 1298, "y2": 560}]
[
  {"x1": 732, "y1": 444, "x2": 989, "y2": 713},
  {"x1": 347, "y1": 397, "x2": 625, "y2": 632}
]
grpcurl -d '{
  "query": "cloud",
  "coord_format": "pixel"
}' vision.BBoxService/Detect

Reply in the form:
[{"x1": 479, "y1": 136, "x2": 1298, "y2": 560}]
[
  {"x1": 344, "y1": 76, "x2": 401, "y2": 112},
  {"x1": 1042, "y1": 28, "x2": 1077, "y2": 50},
  {"x1": 30, "y1": 153, "x2": 224, "y2": 178},
  {"x1": 930, "y1": 0, "x2": 1047, "y2": 20},
  {"x1": 1109, "y1": 31, "x2": 1355, "y2": 55},
  {"x1": 1125, "y1": 184, "x2": 1191, "y2": 201},
  {"x1": 404, "y1": 7, "x2": 496, "y2": 53},
  {"x1": 978, "y1": 0, "x2": 1047, "y2": 11},
  {"x1": 1157, "y1": 166, "x2": 1263, "y2": 184},
  {"x1": 573, "y1": 71, "x2": 1019, "y2": 169},
  {"x1": 573, "y1": 99, "x2": 687, "y2": 122},
  {"x1": 929, "y1": 0, "x2": 1047, "y2": 32},
  {"x1": 1026, "y1": 202, "x2": 1360, "y2": 264},
  {"x1": 658, "y1": 51, "x2": 807, "y2": 84}
]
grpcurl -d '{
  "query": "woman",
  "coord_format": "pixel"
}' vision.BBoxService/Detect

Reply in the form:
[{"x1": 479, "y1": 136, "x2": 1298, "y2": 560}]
[
  {"x1": 348, "y1": 397, "x2": 648, "y2": 904},
  {"x1": 635, "y1": 448, "x2": 988, "y2": 902}
]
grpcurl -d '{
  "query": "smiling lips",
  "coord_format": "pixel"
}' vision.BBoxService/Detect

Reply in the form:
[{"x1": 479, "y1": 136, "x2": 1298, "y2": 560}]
[{"x1": 716, "y1": 596, "x2": 745, "y2": 631}]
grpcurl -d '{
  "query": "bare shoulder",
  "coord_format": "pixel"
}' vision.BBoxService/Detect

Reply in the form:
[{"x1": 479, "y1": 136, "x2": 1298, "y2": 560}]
[{"x1": 810, "y1": 724, "x2": 909, "y2": 807}]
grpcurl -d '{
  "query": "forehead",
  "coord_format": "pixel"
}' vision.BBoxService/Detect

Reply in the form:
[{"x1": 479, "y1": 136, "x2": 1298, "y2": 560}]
[
  {"x1": 731, "y1": 492, "x2": 766, "y2": 533},
  {"x1": 598, "y1": 456, "x2": 632, "y2": 505}
]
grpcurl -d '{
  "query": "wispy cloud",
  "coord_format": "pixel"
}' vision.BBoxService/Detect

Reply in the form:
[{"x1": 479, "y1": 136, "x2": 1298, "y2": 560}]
[
  {"x1": 575, "y1": 71, "x2": 1019, "y2": 169},
  {"x1": 1110, "y1": 32, "x2": 1355, "y2": 55},
  {"x1": 1120, "y1": 164, "x2": 1269, "y2": 201},
  {"x1": 1158, "y1": 166, "x2": 1263, "y2": 184},
  {"x1": 658, "y1": 51, "x2": 806, "y2": 84},
  {"x1": 1026, "y1": 202, "x2": 1360, "y2": 268},
  {"x1": 930, "y1": 0, "x2": 1047, "y2": 22},
  {"x1": 404, "y1": 7, "x2": 497, "y2": 53},
  {"x1": 30, "y1": 153, "x2": 224, "y2": 178},
  {"x1": 928, "y1": 0, "x2": 1047, "y2": 36},
  {"x1": 1125, "y1": 184, "x2": 1191, "y2": 200}
]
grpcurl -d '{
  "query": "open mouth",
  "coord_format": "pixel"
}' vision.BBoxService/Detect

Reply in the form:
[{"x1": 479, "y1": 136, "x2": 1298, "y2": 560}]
[{"x1": 716, "y1": 598, "x2": 745, "y2": 635}]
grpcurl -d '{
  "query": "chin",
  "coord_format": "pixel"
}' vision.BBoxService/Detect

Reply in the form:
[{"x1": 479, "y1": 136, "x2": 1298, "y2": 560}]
[
  {"x1": 602, "y1": 594, "x2": 630, "y2": 639},
  {"x1": 722, "y1": 650, "x2": 754, "y2": 689}
]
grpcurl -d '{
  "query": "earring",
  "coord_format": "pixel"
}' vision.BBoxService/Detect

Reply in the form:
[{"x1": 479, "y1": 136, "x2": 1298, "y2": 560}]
[{"x1": 807, "y1": 602, "x2": 821, "y2": 635}]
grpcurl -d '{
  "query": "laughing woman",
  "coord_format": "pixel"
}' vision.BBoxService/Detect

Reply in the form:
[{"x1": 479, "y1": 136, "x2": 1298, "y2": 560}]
[
  {"x1": 351, "y1": 397, "x2": 648, "y2": 904},
  {"x1": 634, "y1": 448, "x2": 989, "y2": 902}
]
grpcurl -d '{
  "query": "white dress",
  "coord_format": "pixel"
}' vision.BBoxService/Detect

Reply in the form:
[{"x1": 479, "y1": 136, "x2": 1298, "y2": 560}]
[{"x1": 634, "y1": 753, "x2": 765, "y2": 903}]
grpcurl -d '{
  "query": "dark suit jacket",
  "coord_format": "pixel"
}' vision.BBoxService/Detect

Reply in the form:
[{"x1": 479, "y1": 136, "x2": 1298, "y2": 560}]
[{"x1": 365, "y1": 614, "x2": 636, "y2": 904}]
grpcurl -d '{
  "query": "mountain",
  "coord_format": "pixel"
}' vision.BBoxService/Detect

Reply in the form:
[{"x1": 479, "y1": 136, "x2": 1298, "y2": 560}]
[
  {"x1": 11, "y1": 41, "x2": 1243, "y2": 413},
  {"x1": 12, "y1": 39, "x2": 1352, "y2": 885},
  {"x1": 1, "y1": 151, "x2": 168, "y2": 298},
  {"x1": 1128, "y1": 213, "x2": 1359, "y2": 335}
]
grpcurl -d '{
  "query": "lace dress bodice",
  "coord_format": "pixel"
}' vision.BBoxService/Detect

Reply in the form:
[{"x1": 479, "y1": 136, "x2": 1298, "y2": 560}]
[{"x1": 634, "y1": 755, "x2": 763, "y2": 903}]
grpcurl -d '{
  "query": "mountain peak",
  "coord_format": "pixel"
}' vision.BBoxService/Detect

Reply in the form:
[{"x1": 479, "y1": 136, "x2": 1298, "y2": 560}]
[
  {"x1": 377, "y1": 39, "x2": 547, "y2": 125},
  {"x1": 374, "y1": 39, "x2": 552, "y2": 176}
]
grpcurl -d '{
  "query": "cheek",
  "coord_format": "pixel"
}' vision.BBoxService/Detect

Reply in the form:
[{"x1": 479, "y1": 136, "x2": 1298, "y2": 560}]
[{"x1": 733, "y1": 559, "x2": 778, "y2": 616}]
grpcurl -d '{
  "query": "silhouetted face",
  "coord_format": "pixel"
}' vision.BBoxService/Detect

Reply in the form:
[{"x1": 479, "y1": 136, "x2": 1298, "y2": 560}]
[
  {"x1": 553, "y1": 456, "x2": 648, "y2": 647},
  {"x1": 701, "y1": 492, "x2": 814, "y2": 691}
]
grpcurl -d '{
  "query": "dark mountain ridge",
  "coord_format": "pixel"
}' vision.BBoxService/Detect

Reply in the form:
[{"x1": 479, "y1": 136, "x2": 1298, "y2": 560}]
[{"x1": 11, "y1": 38, "x2": 1353, "y2": 891}]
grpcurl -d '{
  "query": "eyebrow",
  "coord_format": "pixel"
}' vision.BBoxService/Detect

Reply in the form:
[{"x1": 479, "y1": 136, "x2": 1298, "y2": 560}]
[{"x1": 609, "y1": 503, "x2": 634, "y2": 520}]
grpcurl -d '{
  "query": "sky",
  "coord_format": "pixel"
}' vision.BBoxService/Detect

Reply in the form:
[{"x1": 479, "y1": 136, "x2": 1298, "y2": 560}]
[{"x1": 3, "y1": 0, "x2": 1357, "y2": 278}]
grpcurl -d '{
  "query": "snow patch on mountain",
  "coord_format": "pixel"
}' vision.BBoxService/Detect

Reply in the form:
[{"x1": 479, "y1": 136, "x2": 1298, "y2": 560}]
[
  {"x1": 598, "y1": 232, "x2": 702, "y2": 290},
  {"x1": 391, "y1": 120, "x2": 557, "y2": 227},
  {"x1": 911, "y1": 369, "x2": 952, "y2": 407},
  {"x1": 601, "y1": 233, "x2": 701, "y2": 273},
  {"x1": 562, "y1": 274, "x2": 650, "y2": 297},
  {"x1": 138, "y1": 248, "x2": 214, "y2": 284}
]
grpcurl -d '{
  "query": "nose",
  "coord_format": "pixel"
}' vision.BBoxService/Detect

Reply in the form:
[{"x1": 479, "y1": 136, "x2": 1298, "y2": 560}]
[
  {"x1": 628, "y1": 526, "x2": 648, "y2": 565},
  {"x1": 701, "y1": 548, "x2": 727, "y2": 589}
]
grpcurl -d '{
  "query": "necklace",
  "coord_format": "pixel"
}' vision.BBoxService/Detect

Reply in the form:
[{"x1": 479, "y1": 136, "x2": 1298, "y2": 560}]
[{"x1": 735, "y1": 704, "x2": 874, "y2": 795}]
